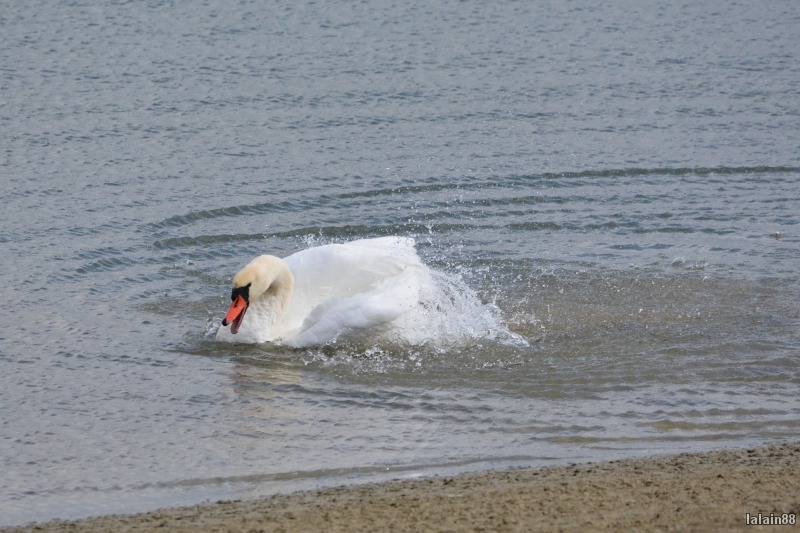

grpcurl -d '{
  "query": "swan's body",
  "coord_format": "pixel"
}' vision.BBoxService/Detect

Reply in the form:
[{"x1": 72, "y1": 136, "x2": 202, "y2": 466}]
[{"x1": 215, "y1": 237, "x2": 435, "y2": 347}]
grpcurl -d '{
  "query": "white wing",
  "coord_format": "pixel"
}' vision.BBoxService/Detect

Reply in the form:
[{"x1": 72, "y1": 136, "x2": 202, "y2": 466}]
[{"x1": 271, "y1": 237, "x2": 432, "y2": 345}]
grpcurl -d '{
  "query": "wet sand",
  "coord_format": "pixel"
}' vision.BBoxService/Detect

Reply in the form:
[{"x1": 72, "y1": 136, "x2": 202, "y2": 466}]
[{"x1": 5, "y1": 442, "x2": 799, "y2": 533}]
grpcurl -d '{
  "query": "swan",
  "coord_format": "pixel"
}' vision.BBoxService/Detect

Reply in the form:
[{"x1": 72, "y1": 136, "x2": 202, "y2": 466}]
[{"x1": 215, "y1": 236, "x2": 436, "y2": 347}]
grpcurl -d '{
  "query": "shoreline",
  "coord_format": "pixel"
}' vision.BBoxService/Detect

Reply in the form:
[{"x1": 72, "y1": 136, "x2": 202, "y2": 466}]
[{"x1": 4, "y1": 442, "x2": 799, "y2": 533}]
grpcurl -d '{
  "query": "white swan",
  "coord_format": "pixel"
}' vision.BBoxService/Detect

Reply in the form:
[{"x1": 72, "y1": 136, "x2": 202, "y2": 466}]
[{"x1": 215, "y1": 237, "x2": 437, "y2": 347}]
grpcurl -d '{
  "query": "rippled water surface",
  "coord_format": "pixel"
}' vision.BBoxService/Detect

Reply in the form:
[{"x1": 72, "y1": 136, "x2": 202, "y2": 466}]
[{"x1": 2, "y1": 0, "x2": 800, "y2": 525}]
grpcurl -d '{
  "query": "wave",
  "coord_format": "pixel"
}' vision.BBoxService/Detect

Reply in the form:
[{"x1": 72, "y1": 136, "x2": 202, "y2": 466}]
[{"x1": 148, "y1": 165, "x2": 799, "y2": 230}]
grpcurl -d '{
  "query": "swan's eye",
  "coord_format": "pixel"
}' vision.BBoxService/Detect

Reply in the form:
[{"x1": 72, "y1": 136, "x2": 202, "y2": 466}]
[{"x1": 231, "y1": 283, "x2": 251, "y2": 303}]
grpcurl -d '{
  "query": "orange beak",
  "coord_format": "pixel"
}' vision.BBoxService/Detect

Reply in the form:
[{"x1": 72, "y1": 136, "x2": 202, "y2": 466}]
[{"x1": 222, "y1": 294, "x2": 248, "y2": 334}]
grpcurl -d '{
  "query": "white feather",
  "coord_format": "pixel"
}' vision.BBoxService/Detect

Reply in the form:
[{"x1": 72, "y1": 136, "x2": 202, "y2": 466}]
[{"x1": 216, "y1": 237, "x2": 436, "y2": 347}]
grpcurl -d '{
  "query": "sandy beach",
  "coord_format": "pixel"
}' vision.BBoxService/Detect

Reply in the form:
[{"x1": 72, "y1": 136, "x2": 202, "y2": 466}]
[{"x1": 5, "y1": 441, "x2": 799, "y2": 533}]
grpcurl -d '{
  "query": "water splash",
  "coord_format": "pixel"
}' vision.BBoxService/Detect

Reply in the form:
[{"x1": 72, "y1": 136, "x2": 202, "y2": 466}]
[{"x1": 398, "y1": 269, "x2": 528, "y2": 348}]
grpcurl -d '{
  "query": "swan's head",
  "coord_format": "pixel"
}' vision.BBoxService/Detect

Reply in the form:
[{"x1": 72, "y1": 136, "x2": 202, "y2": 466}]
[{"x1": 220, "y1": 255, "x2": 293, "y2": 334}]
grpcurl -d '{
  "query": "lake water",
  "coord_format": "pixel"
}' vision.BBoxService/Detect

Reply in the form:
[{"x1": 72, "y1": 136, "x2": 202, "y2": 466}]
[{"x1": 1, "y1": 0, "x2": 800, "y2": 525}]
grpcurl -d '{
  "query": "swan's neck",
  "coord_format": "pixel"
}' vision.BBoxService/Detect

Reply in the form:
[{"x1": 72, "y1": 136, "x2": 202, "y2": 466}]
[{"x1": 248, "y1": 258, "x2": 294, "y2": 341}]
